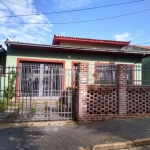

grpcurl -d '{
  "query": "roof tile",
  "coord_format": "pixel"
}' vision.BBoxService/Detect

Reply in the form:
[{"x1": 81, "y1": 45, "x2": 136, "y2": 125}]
[{"x1": 53, "y1": 35, "x2": 131, "y2": 44}]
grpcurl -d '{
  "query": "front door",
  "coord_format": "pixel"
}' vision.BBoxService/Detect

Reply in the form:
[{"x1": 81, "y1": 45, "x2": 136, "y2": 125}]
[{"x1": 20, "y1": 62, "x2": 63, "y2": 98}]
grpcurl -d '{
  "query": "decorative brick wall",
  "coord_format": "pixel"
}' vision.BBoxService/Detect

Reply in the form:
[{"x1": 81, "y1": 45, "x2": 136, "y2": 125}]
[
  {"x1": 87, "y1": 85, "x2": 118, "y2": 114},
  {"x1": 75, "y1": 62, "x2": 150, "y2": 123},
  {"x1": 127, "y1": 86, "x2": 150, "y2": 114}
]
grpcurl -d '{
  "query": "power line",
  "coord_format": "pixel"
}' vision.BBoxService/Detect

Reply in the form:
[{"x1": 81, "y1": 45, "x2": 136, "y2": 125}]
[
  {"x1": 138, "y1": 41, "x2": 150, "y2": 45},
  {"x1": 0, "y1": 0, "x2": 146, "y2": 18},
  {"x1": 0, "y1": 8, "x2": 150, "y2": 25},
  {"x1": 126, "y1": 41, "x2": 150, "y2": 47}
]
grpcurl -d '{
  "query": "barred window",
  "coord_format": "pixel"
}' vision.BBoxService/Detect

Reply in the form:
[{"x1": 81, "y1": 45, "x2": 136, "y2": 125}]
[
  {"x1": 95, "y1": 64, "x2": 133, "y2": 84},
  {"x1": 95, "y1": 65, "x2": 116, "y2": 84}
]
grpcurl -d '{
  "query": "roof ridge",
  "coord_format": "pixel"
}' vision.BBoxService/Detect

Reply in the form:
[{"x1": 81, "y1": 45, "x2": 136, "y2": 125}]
[{"x1": 54, "y1": 34, "x2": 131, "y2": 44}]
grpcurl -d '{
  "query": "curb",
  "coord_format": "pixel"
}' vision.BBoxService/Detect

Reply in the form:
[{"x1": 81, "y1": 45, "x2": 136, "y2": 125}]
[
  {"x1": 0, "y1": 120, "x2": 76, "y2": 129},
  {"x1": 93, "y1": 138, "x2": 150, "y2": 150}
]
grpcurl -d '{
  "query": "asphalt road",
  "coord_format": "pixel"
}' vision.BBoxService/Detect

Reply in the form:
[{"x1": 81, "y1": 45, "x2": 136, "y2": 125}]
[{"x1": 0, "y1": 117, "x2": 150, "y2": 150}]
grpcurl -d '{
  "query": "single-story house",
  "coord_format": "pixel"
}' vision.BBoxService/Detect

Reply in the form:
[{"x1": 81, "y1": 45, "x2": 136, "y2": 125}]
[
  {"x1": 4, "y1": 35, "x2": 150, "y2": 98},
  {"x1": 0, "y1": 35, "x2": 150, "y2": 123}
]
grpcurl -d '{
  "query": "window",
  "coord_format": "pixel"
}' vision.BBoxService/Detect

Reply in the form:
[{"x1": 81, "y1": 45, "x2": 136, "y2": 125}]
[
  {"x1": 95, "y1": 64, "x2": 133, "y2": 84},
  {"x1": 95, "y1": 64, "x2": 116, "y2": 84},
  {"x1": 20, "y1": 62, "x2": 63, "y2": 97}
]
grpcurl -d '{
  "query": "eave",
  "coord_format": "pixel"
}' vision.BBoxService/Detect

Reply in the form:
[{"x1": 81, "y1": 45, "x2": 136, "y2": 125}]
[{"x1": 5, "y1": 41, "x2": 150, "y2": 56}]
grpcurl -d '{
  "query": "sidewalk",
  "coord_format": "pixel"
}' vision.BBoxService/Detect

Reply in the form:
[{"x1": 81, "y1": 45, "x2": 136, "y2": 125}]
[
  {"x1": 93, "y1": 138, "x2": 150, "y2": 150},
  {"x1": 0, "y1": 120, "x2": 76, "y2": 129},
  {"x1": 118, "y1": 145, "x2": 150, "y2": 150},
  {"x1": 0, "y1": 117, "x2": 150, "y2": 150}
]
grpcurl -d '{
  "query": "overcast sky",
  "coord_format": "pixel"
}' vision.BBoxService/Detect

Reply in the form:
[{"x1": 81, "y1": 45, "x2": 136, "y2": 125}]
[{"x1": 0, "y1": 0, "x2": 150, "y2": 47}]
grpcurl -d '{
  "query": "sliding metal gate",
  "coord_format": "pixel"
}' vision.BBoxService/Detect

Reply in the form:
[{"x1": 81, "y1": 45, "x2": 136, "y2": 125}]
[{"x1": 0, "y1": 62, "x2": 76, "y2": 123}]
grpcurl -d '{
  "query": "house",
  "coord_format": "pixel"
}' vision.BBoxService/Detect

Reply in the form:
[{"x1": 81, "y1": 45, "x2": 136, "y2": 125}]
[
  {"x1": 5, "y1": 35, "x2": 150, "y2": 88},
  {"x1": 1, "y1": 35, "x2": 150, "y2": 123}
]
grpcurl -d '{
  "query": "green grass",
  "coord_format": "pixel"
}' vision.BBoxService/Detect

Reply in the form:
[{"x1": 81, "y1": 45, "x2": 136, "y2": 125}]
[
  {"x1": 28, "y1": 107, "x2": 36, "y2": 117},
  {"x1": 0, "y1": 99, "x2": 7, "y2": 112},
  {"x1": 0, "y1": 99, "x2": 23, "y2": 113}
]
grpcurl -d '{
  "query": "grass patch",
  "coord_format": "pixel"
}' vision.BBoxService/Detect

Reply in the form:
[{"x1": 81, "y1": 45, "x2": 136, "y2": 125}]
[
  {"x1": 0, "y1": 99, "x2": 7, "y2": 112},
  {"x1": 0, "y1": 99, "x2": 23, "y2": 113},
  {"x1": 27, "y1": 101, "x2": 36, "y2": 117},
  {"x1": 28, "y1": 107, "x2": 36, "y2": 117}
]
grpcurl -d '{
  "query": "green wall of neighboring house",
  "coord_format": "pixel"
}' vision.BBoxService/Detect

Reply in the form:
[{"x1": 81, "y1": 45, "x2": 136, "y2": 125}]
[
  {"x1": 142, "y1": 56, "x2": 150, "y2": 65},
  {"x1": 142, "y1": 56, "x2": 150, "y2": 85}
]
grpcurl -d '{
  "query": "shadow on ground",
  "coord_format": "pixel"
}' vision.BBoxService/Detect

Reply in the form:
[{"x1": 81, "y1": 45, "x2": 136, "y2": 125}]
[
  {"x1": 0, "y1": 125, "x2": 44, "y2": 150},
  {"x1": 0, "y1": 117, "x2": 150, "y2": 150}
]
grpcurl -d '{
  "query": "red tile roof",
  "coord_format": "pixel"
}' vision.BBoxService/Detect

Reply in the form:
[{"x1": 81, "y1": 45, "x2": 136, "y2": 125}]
[{"x1": 52, "y1": 35, "x2": 131, "y2": 46}]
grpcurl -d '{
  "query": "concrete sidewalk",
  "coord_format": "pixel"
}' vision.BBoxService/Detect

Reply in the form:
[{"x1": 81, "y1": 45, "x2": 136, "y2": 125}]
[
  {"x1": 118, "y1": 145, "x2": 150, "y2": 150},
  {"x1": 0, "y1": 117, "x2": 150, "y2": 150},
  {"x1": 93, "y1": 138, "x2": 150, "y2": 150},
  {"x1": 0, "y1": 120, "x2": 76, "y2": 129}
]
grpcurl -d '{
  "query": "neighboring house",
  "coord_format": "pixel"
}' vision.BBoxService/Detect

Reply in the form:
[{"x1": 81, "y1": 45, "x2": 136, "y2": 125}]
[
  {"x1": 0, "y1": 45, "x2": 6, "y2": 74},
  {"x1": 4, "y1": 35, "x2": 150, "y2": 98},
  {"x1": 0, "y1": 45, "x2": 6, "y2": 97}
]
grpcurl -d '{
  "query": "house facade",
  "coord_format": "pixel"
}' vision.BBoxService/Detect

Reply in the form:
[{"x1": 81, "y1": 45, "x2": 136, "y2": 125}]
[
  {"x1": 6, "y1": 35, "x2": 149, "y2": 68},
  {"x1": 5, "y1": 35, "x2": 150, "y2": 89},
  {"x1": 1, "y1": 35, "x2": 150, "y2": 123}
]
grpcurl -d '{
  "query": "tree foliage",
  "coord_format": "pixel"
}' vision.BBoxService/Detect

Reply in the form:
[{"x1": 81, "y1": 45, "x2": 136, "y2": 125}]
[{"x1": 4, "y1": 70, "x2": 17, "y2": 100}]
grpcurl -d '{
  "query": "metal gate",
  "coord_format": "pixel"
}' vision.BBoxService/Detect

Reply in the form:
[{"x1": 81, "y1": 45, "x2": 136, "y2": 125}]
[{"x1": 0, "y1": 63, "x2": 76, "y2": 123}]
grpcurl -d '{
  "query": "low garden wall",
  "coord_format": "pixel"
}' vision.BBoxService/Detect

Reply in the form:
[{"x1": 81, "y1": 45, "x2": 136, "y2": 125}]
[
  {"x1": 127, "y1": 86, "x2": 150, "y2": 114},
  {"x1": 75, "y1": 62, "x2": 150, "y2": 123},
  {"x1": 87, "y1": 85, "x2": 118, "y2": 115},
  {"x1": 76, "y1": 84, "x2": 150, "y2": 123},
  {"x1": 87, "y1": 85, "x2": 150, "y2": 115}
]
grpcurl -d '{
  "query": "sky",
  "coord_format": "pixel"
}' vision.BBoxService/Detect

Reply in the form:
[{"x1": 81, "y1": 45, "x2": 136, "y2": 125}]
[{"x1": 0, "y1": 0, "x2": 150, "y2": 47}]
